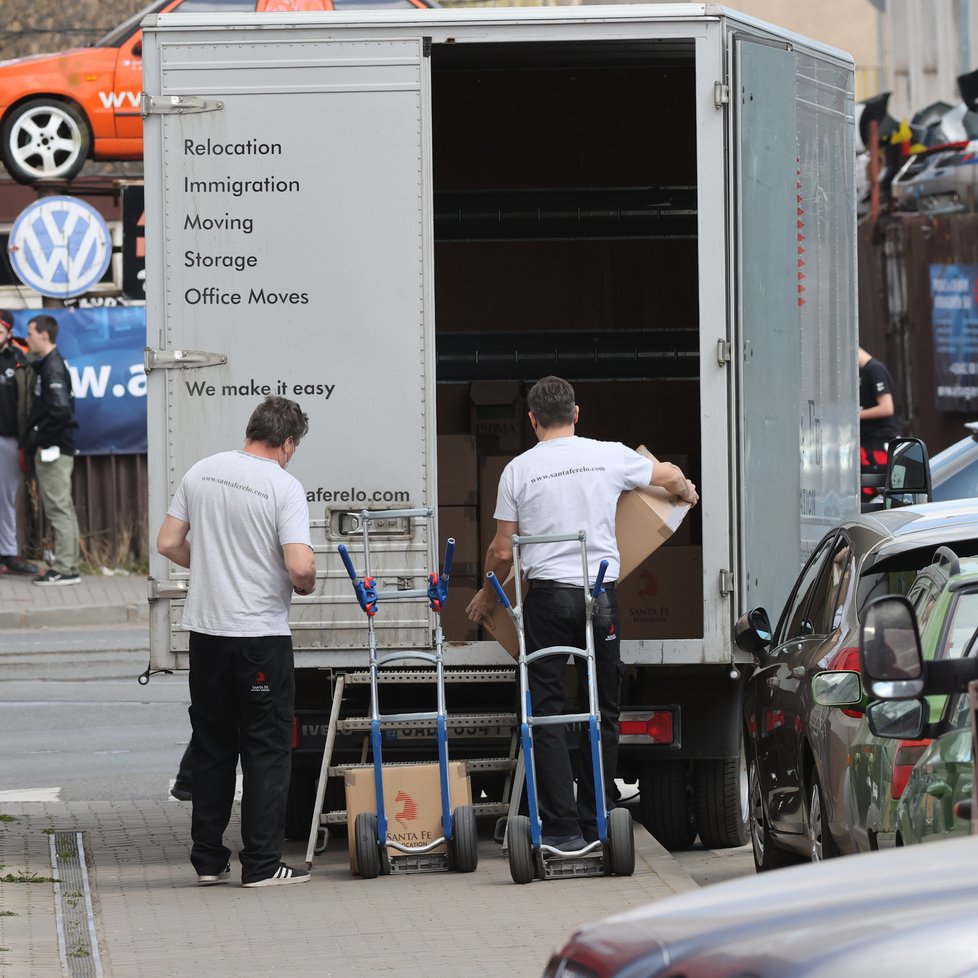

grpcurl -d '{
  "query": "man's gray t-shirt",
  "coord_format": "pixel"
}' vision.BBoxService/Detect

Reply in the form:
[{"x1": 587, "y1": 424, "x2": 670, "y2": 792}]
[{"x1": 168, "y1": 449, "x2": 312, "y2": 636}]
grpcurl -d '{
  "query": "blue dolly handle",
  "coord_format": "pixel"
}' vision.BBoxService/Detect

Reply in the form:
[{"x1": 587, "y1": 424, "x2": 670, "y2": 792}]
[
  {"x1": 427, "y1": 538, "x2": 455, "y2": 612},
  {"x1": 337, "y1": 543, "x2": 378, "y2": 616}
]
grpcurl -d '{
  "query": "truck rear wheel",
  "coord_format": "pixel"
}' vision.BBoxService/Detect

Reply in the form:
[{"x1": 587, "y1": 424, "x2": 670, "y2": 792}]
[
  {"x1": 638, "y1": 760, "x2": 697, "y2": 851},
  {"x1": 693, "y1": 752, "x2": 749, "y2": 849}
]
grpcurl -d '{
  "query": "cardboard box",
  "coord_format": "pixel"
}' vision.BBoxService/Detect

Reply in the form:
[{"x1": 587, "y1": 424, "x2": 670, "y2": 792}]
[
  {"x1": 470, "y1": 381, "x2": 526, "y2": 454},
  {"x1": 617, "y1": 546, "x2": 702, "y2": 638},
  {"x1": 486, "y1": 447, "x2": 691, "y2": 657},
  {"x1": 437, "y1": 435, "x2": 478, "y2": 507},
  {"x1": 344, "y1": 761, "x2": 472, "y2": 874},
  {"x1": 437, "y1": 573, "x2": 481, "y2": 642},
  {"x1": 438, "y1": 505, "x2": 479, "y2": 577},
  {"x1": 478, "y1": 455, "x2": 516, "y2": 557},
  {"x1": 435, "y1": 382, "x2": 472, "y2": 435},
  {"x1": 651, "y1": 453, "x2": 693, "y2": 546}
]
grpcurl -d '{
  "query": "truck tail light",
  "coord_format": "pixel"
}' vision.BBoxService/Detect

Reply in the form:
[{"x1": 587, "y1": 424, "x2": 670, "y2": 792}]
[
  {"x1": 619, "y1": 711, "x2": 674, "y2": 744},
  {"x1": 891, "y1": 739, "x2": 931, "y2": 798},
  {"x1": 828, "y1": 647, "x2": 864, "y2": 718}
]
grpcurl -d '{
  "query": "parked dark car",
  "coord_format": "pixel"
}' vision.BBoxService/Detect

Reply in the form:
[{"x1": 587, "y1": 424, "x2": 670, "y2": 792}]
[
  {"x1": 540, "y1": 833, "x2": 978, "y2": 978},
  {"x1": 812, "y1": 547, "x2": 978, "y2": 851},
  {"x1": 734, "y1": 500, "x2": 978, "y2": 872}
]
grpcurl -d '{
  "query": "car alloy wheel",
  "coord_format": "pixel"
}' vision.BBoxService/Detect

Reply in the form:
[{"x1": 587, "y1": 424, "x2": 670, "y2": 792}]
[{"x1": 1, "y1": 98, "x2": 90, "y2": 183}]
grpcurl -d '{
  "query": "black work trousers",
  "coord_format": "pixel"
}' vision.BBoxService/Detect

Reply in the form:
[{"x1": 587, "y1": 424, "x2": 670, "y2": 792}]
[
  {"x1": 523, "y1": 585, "x2": 622, "y2": 839},
  {"x1": 188, "y1": 632, "x2": 294, "y2": 883}
]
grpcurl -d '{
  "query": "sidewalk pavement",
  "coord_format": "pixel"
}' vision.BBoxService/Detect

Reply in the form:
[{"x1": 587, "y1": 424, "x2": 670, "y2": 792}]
[
  {"x1": 0, "y1": 572, "x2": 702, "y2": 977},
  {"x1": 0, "y1": 571, "x2": 149, "y2": 630},
  {"x1": 0, "y1": 800, "x2": 698, "y2": 978}
]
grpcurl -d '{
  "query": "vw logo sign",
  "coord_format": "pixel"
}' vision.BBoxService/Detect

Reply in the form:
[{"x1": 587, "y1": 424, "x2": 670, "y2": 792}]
[{"x1": 8, "y1": 196, "x2": 112, "y2": 299}]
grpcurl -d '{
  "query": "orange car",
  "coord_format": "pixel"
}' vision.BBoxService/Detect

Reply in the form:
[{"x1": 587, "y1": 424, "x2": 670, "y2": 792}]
[{"x1": 0, "y1": 0, "x2": 433, "y2": 184}]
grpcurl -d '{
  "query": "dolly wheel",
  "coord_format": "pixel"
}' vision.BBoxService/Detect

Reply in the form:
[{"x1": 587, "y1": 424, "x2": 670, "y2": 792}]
[
  {"x1": 354, "y1": 811, "x2": 382, "y2": 879},
  {"x1": 450, "y1": 806, "x2": 479, "y2": 873},
  {"x1": 607, "y1": 808, "x2": 636, "y2": 877},
  {"x1": 507, "y1": 815, "x2": 535, "y2": 884}
]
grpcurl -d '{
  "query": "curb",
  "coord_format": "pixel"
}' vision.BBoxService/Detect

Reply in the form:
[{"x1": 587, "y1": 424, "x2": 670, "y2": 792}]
[{"x1": 0, "y1": 602, "x2": 149, "y2": 630}]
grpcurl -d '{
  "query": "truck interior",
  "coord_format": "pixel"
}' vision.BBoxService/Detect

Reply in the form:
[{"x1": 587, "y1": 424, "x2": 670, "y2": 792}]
[{"x1": 428, "y1": 39, "x2": 704, "y2": 645}]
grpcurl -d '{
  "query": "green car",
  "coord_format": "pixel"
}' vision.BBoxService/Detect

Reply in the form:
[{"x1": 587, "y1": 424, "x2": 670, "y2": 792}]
[
  {"x1": 895, "y1": 653, "x2": 976, "y2": 846},
  {"x1": 814, "y1": 547, "x2": 978, "y2": 851}
]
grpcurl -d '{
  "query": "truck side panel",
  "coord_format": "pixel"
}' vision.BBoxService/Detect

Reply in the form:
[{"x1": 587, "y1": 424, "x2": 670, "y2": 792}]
[{"x1": 143, "y1": 35, "x2": 436, "y2": 667}]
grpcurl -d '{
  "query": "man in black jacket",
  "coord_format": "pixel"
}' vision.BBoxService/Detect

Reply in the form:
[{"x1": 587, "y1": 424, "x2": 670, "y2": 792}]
[
  {"x1": 0, "y1": 311, "x2": 38, "y2": 576},
  {"x1": 24, "y1": 315, "x2": 80, "y2": 586}
]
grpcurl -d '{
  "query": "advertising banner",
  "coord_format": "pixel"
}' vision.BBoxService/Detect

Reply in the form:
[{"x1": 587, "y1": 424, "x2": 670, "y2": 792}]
[
  {"x1": 6, "y1": 307, "x2": 146, "y2": 455},
  {"x1": 929, "y1": 263, "x2": 978, "y2": 411}
]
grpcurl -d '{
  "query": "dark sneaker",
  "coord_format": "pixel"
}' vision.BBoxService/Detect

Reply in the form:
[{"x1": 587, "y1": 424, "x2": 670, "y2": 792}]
[
  {"x1": 197, "y1": 862, "x2": 231, "y2": 886},
  {"x1": 170, "y1": 782, "x2": 191, "y2": 802},
  {"x1": 541, "y1": 834, "x2": 588, "y2": 856},
  {"x1": 32, "y1": 569, "x2": 81, "y2": 587},
  {"x1": 1, "y1": 556, "x2": 38, "y2": 575},
  {"x1": 242, "y1": 864, "x2": 310, "y2": 888}
]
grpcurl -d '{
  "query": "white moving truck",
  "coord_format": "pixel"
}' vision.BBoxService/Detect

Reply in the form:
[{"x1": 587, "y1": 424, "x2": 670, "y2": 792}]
[{"x1": 141, "y1": 3, "x2": 859, "y2": 849}]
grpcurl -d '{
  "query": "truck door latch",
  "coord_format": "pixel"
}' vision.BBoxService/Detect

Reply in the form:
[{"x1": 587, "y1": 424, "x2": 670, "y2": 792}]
[
  {"x1": 141, "y1": 94, "x2": 224, "y2": 118},
  {"x1": 144, "y1": 348, "x2": 228, "y2": 373},
  {"x1": 719, "y1": 569, "x2": 734, "y2": 595}
]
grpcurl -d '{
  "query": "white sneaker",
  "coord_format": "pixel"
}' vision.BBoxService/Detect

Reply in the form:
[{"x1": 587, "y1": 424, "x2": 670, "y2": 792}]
[{"x1": 242, "y1": 863, "x2": 310, "y2": 888}]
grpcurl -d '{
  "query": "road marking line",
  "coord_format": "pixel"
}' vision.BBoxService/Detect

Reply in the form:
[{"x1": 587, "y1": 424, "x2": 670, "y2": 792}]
[{"x1": 0, "y1": 787, "x2": 62, "y2": 802}]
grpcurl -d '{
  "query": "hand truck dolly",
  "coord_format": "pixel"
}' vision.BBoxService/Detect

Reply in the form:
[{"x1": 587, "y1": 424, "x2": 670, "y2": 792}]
[
  {"x1": 487, "y1": 529, "x2": 636, "y2": 884},
  {"x1": 337, "y1": 506, "x2": 479, "y2": 878}
]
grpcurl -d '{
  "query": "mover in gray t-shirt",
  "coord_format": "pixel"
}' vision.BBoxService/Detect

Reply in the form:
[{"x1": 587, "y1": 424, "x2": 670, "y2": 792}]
[
  {"x1": 157, "y1": 396, "x2": 316, "y2": 888},
  {"x1": 466, "y1": 376, "x2": 699, "y2": 852}
]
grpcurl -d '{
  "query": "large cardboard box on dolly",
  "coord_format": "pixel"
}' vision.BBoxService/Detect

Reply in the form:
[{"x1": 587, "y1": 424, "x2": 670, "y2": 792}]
[
  {"x1": 345, "y1": 761, "x2": 472, "y2": 874},
  {"x1": 483, "y1": 447, "x2": 691, "y2": 658}
]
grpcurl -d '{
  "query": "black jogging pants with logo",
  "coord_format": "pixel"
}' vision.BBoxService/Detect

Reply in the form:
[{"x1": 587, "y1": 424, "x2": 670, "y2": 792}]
[{"x1": 188, "y1": 632, "x2": 294, "y2": 883}]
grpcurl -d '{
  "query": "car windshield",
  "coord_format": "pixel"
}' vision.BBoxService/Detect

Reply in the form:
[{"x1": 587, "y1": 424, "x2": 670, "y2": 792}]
[
  {"x1": 96, "y1": 0, "x2": 171, "y2": 46},
  {"x1": 96, "y1": 0, "x2": 258, "y2": 47}
]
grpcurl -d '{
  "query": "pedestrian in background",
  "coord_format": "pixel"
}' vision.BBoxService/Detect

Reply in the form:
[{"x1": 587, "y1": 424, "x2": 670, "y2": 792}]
[
  {"x1": 858, "y1": 346, "x2": 900, "y2": 502},
  {"x1": 156, "y1": 395, "x2": 316, "y2": 888},
  {"x1": 23, "y1": 314, "x2": 80, "y2": 586},
  {"x1": 0, "y1": 311, "x2": 38, "y2": 576},
  {"x1": 465, "y1": 375, "x2": 699, "y2": 852}
]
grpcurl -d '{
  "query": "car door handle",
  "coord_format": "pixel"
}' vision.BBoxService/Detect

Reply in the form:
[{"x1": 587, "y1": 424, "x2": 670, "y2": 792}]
[{"x1": 791, "y1": 666, "x2": 807, "y2": 679}]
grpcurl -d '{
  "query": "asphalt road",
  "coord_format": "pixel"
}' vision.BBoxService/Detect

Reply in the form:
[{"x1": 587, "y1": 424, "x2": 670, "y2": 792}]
[{"x1": 0, "y1": 676, "x2": 190, "y2": 803}]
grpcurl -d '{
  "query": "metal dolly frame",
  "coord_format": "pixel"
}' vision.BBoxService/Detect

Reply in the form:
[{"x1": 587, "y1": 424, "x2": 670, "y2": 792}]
[
  {"x1": 337, "y1": 506, "x2": 479, "y2": 878},
  {"x1": 488, "y1": 530, "x2": 635, "y2": 883}
]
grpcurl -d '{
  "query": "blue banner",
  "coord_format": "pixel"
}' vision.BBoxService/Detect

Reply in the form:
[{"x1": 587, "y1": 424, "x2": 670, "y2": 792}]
[
  {"x1": 5, "y1": 308, "x2": 146, "y2": 455},
  {"x1": 929, "y1": 264, "x2": 978, "y2": 412}
]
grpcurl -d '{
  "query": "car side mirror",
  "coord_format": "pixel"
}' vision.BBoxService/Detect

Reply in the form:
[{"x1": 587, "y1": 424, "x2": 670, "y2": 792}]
[
  {"x1": 860, "y1": 595, "x2": 925, "y2": 699},
  {"x1": 882, "y1": 437, "x2": 932, "y2": 509},
  {"x1": 866, "y1": 698, "x2": 927, "y2": 739},
  {"x1": 812, "y1": 670, "x2": 863, "y2": 707},
  {"x1": 734, "y1": 607, "x2": 773, "y2": 654}
]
